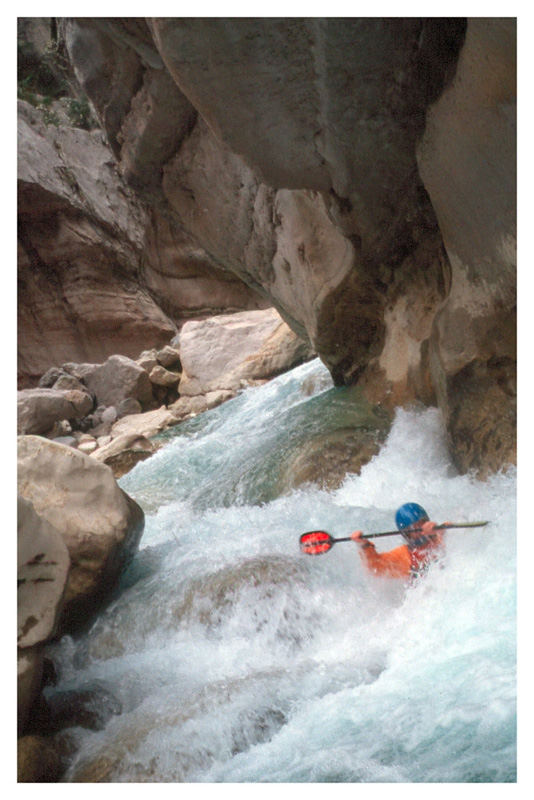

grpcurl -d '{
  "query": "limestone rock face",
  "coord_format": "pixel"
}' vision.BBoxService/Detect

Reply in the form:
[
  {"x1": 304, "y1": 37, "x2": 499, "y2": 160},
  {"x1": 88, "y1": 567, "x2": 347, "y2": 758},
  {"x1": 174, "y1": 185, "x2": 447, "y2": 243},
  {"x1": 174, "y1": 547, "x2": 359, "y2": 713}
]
[
  {"x1": 17, "y1": 98, "x2": 177, "y2": 387},
  {"x1": 417, "y1": 19, "x2": 516, "y2": 474},
  {"x1": 17, "y1": 435, "x2": 145, "y2": 632},
  {"x1": 18, "y1": 17, "x2": 516, "y2": 477},
  {"x1": 17, "y1": 68, "x2": 267, "y2": 388}
]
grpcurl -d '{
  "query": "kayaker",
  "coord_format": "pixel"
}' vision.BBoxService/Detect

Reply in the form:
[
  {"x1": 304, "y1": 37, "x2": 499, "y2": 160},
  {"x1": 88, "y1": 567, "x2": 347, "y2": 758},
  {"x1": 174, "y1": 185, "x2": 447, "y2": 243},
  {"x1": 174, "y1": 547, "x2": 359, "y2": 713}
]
[{"x1": 351, "y1": 502, "x2": 448, "y2": 580}]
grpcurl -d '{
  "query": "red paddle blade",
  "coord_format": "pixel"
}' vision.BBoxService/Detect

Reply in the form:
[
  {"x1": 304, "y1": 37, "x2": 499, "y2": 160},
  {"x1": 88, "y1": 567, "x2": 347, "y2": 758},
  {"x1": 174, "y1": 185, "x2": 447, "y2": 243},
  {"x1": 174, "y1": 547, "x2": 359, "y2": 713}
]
[{"x1": 299, "y1": 530, "x2": 334, "y2": 555}]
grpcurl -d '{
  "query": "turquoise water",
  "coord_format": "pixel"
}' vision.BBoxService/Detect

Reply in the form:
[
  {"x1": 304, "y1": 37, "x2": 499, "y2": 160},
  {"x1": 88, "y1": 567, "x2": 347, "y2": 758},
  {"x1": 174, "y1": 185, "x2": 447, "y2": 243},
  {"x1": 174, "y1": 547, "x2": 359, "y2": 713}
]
[{"x1": 47, "y1": 359, "x2": 516, "y2": 782}]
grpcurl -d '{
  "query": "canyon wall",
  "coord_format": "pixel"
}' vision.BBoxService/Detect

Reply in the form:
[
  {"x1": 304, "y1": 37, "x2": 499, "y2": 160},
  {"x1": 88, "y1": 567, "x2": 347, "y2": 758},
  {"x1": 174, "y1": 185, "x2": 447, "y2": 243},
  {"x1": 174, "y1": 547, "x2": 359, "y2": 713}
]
[{"x1": 18, "y1": 18, "x2": 516, "y2": 476}]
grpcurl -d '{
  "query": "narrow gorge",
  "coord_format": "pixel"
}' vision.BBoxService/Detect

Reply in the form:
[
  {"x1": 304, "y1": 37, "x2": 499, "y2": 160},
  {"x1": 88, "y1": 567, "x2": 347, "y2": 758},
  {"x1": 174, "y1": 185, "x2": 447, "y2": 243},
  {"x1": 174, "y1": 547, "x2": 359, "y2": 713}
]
[
  {"x1": 18, "y1": 17, "x2": 516, "y2": 477},
  {"x1": 17, "y1": 17, "x2": 516, "y2": 783}
]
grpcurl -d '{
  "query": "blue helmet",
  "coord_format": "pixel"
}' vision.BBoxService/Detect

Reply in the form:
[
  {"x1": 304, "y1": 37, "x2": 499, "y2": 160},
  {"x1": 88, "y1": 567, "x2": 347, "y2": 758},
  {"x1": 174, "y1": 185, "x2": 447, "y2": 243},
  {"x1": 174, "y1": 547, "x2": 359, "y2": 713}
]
[{"x1": 395, "y1": 502, "x2": 429, "y2": 530}]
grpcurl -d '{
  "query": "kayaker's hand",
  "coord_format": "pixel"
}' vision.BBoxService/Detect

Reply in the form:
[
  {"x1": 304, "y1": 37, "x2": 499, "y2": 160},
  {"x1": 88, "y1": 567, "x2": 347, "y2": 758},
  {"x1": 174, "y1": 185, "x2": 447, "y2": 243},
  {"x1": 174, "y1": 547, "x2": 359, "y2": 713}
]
[
  {"x1": 420, "y1": 521, "x2": 445, "y2": 536},
  {"x1": 351, "y1": 530, "x2": 365, "y2": 544}
]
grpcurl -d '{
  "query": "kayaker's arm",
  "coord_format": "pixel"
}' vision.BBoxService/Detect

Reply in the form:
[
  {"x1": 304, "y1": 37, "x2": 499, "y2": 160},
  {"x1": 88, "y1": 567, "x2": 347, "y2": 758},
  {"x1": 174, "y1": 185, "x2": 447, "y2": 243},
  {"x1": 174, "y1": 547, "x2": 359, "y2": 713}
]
[{"x1": 351, "y1": 531, "x2": 411, "y2": 578}]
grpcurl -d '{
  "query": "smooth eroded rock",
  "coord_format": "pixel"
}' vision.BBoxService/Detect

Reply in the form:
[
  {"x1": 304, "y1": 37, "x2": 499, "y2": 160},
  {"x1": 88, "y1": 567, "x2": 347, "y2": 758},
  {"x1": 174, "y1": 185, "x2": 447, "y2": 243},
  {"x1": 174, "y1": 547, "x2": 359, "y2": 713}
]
[
  {"x1": 17, "y1": 435, "x2": 144, "y2": 633},
  {"x1": 178, "y1": 308, "x2": 314, "y2": 396},
  {"x1": 18, "y1": 497, "x2": 70, "y2": 649}
]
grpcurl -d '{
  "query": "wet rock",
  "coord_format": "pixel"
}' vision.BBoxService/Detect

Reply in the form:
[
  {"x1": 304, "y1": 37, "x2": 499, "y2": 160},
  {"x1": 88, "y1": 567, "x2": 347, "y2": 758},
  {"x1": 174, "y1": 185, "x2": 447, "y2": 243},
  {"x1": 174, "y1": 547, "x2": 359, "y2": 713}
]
[
  {"x1": 206, "y1": 390, "x2": 235, "y2": 409},
  {"x1": 445, "y1": 357, "x2": 516, "y2": 478},
  {"x1": 91, "y1": 433, "x2": 160, "y2": 478},
  {"x1": 17, "y1": 646, "x2": 44, "y2": 736},
  {"x1": 43, "y1": 685, "x2": 122, "y2": 734},
  {"x1": 280, "y1": 428, "x2": 386, "y2": 492},
  {"x1": 109, "y1": 406, "x2": 179, "y2": 439},
  {"x1": 175, "y1": 555, "x2": 309, "y2": 633},
  {"x1": 167, "y1": 395, "x2": 209, "y2": 420},
  {"x1": 18, "y1": 734, "x2": 62, "y2": 782}
]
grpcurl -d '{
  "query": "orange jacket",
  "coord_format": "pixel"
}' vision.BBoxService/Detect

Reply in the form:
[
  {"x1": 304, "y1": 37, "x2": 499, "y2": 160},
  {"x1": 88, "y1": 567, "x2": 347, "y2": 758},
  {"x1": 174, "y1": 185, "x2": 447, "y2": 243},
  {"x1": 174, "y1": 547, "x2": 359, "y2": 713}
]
[{"x1": 358, "y1": 533, "x2": 444, "y2": 579}]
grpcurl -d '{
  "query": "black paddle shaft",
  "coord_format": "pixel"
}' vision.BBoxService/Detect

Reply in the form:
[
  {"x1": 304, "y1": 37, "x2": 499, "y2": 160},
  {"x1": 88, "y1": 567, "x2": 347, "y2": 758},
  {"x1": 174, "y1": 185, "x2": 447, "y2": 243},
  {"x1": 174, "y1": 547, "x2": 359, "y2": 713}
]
[{"x1": 299, "y1": 521, "x2": 488, "y2": 555}]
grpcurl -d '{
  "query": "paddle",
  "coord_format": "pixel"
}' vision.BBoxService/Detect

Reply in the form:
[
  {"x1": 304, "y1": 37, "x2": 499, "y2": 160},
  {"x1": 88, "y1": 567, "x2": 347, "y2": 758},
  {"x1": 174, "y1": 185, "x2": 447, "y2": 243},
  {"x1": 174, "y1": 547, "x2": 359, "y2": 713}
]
[{"x1": 299, "y1": 521, "x2": 489, "y2": 555}]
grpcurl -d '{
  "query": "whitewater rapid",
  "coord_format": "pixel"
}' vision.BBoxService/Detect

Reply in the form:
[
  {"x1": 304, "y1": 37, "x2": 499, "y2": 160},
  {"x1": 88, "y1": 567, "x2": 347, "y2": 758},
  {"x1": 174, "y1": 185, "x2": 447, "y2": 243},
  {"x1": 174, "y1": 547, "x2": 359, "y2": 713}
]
[{"x1": 46, "y1": 358, "x2": 516, "y2": 783}]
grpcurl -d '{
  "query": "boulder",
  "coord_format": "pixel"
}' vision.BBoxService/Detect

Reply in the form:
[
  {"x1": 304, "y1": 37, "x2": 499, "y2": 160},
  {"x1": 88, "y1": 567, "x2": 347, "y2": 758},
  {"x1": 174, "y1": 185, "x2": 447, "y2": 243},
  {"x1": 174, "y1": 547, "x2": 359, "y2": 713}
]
[
  {"x1": 62, "y1": 362, "x2": 101, "y2": 381},
  {"x1": 206, "y1": 390, "x2": 235, "y2": 409},
  {"x1": 17, "y1": 387, "x2": 93, "y2": 435},
  {"x1": 17, "y1": 646, "x2": 44, "y2": 736},
  {"x1": 178, "y1": 308, "x2": 314, "y2": 396},
  {"x1": 91, "y1": 433, "x2": 159, "y2": 478},
  {"x1": 88, "y1": 407, "x2": 181, "y2": 477},
  {"x1": 42, "y1": 684, "x2": 123, "y2": 734},
  {"x1": 77, "y1": 437, "x2": 98, "y2": 454},
  {"x1": 137, "y1": 349, "x2": 158, "y2": 372},
  {"x1": 223, "y1": 318, "x2": 315, "y2": 385},
  {"x1": 18, "y1": 496, "x2": 71, "y2": 732},
  {"x1": 101, "y1": 406, "x2": 118, "y2": 424},
  {"x1": 109, "y1": 407, "x2": 180, "y2": 439},
  {"x1": 52, "y1": 374, "x2": 88, "y2": 393},
  {"x1": 17, "y1": 435, "x2": 144, "y2": 633},
  {"x1": 149, "y1": 364, "x2": 180, "y2": 387},
  {"x1": 279, "y1": 429, "x2": 385, "y2": 493},
  {"x1": 117, "y1": 397, "x2": 143, "y2": 418},
  {"x1": 17, "y1": 735, "x2": 63, "y2": 782},
  {"x1": 168, "y1": 395, "x2": 209, "y2": 420},
  {"x1": 38, "y1": 367, "x2": 71, "y2": 388},
  {"x1": 156, "y1": 344, "x2": 181, "y2": 368},
  {"x1": 83, "y1": 354, "x2": 154, "y2": 409}
]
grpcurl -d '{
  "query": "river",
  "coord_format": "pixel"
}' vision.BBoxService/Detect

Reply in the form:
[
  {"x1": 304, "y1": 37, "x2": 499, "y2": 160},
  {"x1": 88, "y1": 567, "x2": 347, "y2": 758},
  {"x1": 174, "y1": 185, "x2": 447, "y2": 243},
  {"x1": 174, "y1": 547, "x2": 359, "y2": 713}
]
[{"x1": 46, "y1": 358, "x2": 516, "y2": 782}]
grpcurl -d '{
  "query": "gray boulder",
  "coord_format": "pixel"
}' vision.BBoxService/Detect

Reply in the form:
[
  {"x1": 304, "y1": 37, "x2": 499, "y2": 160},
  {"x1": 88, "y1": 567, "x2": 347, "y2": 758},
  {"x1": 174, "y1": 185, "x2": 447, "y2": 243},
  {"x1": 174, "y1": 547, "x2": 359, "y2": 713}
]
[
  {"x1": 155, "y1": 344, "x2": 181, "y2": 368},
  {"x1": 83, "y1": 354, "x2": 154, "y2": 409},
  {"x1": 17, "y1": 387, "x2": 93, "y2": 435},
  {"x1": 38, "y1": 367, "x2": 71, "y2": 388},
  {"x1": 149, "y1": 364, "x2": 180, "y2": 387},
  {"x1": 136, "y1": 349, "x2": 158, "y2": 372},
  {"x1": 117, "y1": 397, "x2": 142, "y2": 418}
]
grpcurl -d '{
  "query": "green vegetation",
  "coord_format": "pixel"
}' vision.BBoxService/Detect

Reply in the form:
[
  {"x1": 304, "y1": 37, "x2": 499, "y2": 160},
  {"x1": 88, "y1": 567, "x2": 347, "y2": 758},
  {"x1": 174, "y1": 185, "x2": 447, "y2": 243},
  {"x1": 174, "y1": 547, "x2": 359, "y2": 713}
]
[
  {"x1": 17, "y1": 30, "x2": 94, "y2": 130},
  {"x1": 17, "y1": 35, "x2": 65, "y2": 102}
]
